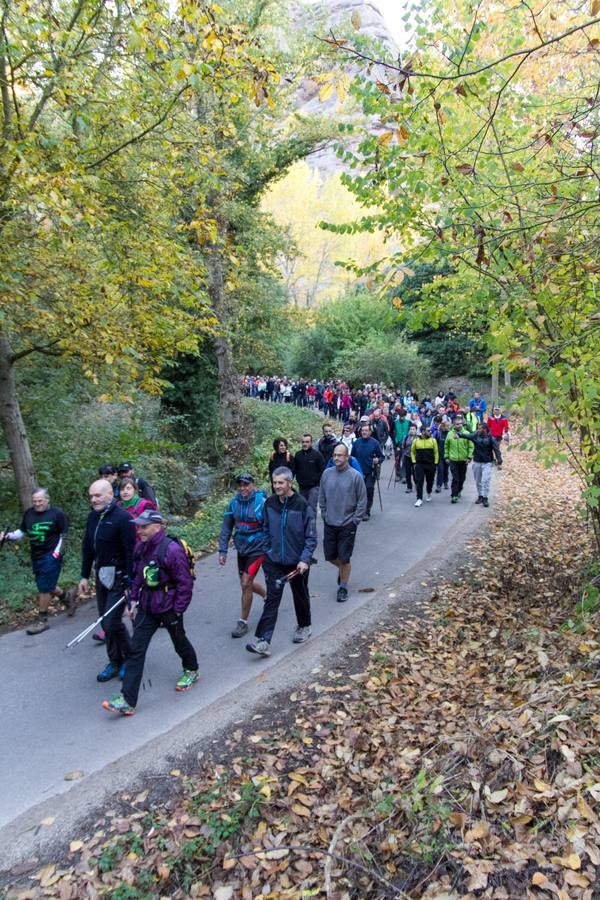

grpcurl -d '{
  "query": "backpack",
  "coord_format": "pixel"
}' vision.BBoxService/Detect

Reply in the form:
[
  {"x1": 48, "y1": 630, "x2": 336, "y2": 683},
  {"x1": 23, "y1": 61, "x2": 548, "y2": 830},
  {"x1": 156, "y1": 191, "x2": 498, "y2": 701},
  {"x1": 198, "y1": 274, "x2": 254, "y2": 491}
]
[{"x1": 156, "y1": 534, "x2": 197, "y2": 581}]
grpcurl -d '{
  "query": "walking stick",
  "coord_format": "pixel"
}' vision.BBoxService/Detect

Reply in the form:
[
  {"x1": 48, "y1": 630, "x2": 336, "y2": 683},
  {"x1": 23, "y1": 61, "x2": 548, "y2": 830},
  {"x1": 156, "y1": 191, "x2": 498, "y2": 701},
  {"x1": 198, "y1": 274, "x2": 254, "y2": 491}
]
[
  {"x1": 65, "y1": 595, "x2": 127, "y2": 648},
  {"x1": 274, "y1": 569, "x2": 301, "y2": 589},
  {"x1": 375, "y1": 467, "x2": 383, "y2": 511}
]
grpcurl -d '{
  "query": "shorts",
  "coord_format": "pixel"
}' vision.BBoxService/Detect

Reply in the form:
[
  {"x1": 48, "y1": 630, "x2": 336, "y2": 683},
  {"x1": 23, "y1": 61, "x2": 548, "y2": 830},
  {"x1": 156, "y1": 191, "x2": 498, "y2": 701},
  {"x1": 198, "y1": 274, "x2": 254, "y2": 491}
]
[
  {"x1": 32, "y1": 552, "x2": 62, "y2": 593},
  {"x1": 323, "y1": 523, "x2": 358, "y2": 564},
  {"x1": 237, "y1": 553, "x2": 265, "y2": 579}
]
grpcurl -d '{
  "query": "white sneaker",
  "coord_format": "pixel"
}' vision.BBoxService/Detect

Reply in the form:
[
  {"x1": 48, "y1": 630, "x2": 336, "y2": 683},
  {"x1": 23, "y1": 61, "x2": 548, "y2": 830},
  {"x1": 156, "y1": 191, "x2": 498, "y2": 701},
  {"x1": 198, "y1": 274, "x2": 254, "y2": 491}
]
[
  {"x1": 426, "y1": 494, "x2": 432, "y2": 502},
  {"x1": 293, "y1": 625, "x2": 312, "y2": 643},
  {"x1": 414, "y1": 499, "x2": 423, "y2": 507}
]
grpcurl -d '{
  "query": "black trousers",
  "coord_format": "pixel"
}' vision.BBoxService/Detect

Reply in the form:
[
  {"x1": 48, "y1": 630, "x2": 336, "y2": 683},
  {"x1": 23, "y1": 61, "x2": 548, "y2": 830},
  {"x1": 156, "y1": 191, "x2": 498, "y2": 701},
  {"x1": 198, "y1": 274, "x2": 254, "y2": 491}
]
[
  {"x1": 364, "y1": 472, "x2": 376, "y2": 513},
  {"x1": 255, "y1": 558, "x2": 311, "y2": 643},
  {"x1": 414, "y1": 463, "x2": 436, "y2": 500},
  {"x1": 96, "y1": 575, "x2": 130, "y2": 666},
  {"x1": 449, "y1": 460, "x2": 468, "y2": 498},
  {"x1": 404, "y1": 458, "x2": 414, "y2": 490},
  {"x1": 436, "y1": 458, "x2": 449, "y2": 488},
  {"x1": 122, "y1": 609, "x2": 198, "y2": 707}
]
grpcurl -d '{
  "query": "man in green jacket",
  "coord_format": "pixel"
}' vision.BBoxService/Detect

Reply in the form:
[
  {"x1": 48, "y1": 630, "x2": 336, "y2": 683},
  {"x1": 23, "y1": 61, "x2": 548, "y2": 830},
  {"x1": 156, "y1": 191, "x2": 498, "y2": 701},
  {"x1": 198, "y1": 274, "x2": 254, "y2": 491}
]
[
  {"x1": 444, "y1": 414, "x2": 473, "y2": 503},
  {"x1": 393, "y1": 408, "x2": 410, "y2": 482}
]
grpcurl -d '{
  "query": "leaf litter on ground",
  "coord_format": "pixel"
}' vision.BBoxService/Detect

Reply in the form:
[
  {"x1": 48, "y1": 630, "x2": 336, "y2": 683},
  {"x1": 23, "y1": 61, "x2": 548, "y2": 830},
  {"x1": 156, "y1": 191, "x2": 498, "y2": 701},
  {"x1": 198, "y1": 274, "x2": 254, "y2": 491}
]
[{"x1": 6, "y1": 445, "x2": 599, "y2": 899}]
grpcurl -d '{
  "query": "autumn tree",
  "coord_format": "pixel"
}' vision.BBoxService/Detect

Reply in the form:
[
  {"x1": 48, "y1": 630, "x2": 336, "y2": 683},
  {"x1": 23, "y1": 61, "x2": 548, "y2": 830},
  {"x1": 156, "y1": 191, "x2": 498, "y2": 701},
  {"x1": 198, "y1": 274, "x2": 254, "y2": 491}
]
[
  {"x1": 0, "y1": 0, "x2": 291, "y2": 508},
  {"x1": 324, "y1": 0, "x2": 600, "y2": 545}
]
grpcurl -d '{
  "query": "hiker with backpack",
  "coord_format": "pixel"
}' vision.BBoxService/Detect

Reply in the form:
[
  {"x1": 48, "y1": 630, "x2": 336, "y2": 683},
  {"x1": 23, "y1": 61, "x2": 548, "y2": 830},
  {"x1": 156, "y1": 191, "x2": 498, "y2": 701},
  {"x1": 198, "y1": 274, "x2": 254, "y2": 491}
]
[
  {"x1": 218, "y1": 473, "x2": 268, "y2": 638},
  {"x1": 102, "y1": 509, "x2": 199, "y2": 716}
]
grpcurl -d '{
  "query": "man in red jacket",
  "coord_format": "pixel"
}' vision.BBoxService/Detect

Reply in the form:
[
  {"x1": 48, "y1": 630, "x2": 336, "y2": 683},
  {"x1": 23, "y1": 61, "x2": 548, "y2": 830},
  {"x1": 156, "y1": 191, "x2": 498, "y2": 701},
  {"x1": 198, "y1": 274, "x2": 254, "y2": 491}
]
[
  {"x1": 102, "y1": 510, "x2": 198, "y2": 716},
  {"x1": 487, "y1": 406, "x2": 510, "y2": 444}
]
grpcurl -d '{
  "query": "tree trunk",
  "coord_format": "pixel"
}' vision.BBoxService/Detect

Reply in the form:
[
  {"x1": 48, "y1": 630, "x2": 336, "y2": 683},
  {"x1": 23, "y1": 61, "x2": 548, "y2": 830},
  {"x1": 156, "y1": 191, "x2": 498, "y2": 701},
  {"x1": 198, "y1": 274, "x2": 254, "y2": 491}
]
[
  {"x1": 491, "y1": 362, "x2": 499, "y2": 406},
  {"x1": 205, "y1": 194, "x2": 249, "y2": 477},
  {"x1": 0, "y1": 335, "x2": 37, "y2": 509}
]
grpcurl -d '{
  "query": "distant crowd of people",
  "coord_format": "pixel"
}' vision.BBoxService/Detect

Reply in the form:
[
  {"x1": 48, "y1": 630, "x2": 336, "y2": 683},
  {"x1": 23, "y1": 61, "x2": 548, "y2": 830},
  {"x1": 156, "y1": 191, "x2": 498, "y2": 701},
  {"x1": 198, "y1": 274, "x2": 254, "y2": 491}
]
[{"x1": 1, "y1": 382, "x2": 508, "y2": 717}]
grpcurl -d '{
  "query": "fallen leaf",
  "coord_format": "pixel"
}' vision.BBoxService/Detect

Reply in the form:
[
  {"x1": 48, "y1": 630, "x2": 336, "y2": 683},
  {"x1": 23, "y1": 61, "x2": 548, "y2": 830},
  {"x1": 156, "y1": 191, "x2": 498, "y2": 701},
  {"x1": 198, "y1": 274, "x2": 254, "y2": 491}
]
[{"x1": 64, "y1": 771, "x2": 84, "y2": 781}]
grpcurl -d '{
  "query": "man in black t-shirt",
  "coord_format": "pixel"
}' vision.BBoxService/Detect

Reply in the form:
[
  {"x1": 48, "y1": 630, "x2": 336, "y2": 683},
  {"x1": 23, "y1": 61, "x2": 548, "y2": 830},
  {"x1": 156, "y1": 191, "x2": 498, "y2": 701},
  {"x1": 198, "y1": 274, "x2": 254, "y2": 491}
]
[{"x1": 1, "y1": 487, "x2": 72, "y2": 634}]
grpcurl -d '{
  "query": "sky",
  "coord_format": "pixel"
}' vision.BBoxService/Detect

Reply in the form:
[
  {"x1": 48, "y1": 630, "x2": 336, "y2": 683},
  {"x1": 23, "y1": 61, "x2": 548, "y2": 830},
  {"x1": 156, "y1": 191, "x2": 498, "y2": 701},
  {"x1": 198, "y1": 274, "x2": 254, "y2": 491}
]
[{"x1": 373, "y1": 0, "x2": 407, "y2": 44}]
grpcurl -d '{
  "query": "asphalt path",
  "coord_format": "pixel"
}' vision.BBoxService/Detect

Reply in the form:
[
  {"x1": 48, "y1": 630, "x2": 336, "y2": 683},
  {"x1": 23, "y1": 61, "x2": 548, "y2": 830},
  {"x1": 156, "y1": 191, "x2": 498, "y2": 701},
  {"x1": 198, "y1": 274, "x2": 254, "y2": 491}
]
[{"x1": 0, "y1": 458, "x2": 489, "y2": 868}]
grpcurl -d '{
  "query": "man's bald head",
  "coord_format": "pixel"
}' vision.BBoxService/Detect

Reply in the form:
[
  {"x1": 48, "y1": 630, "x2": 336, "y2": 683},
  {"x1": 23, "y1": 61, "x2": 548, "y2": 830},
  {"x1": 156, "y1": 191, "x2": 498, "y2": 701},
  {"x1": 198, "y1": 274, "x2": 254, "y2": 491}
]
[{"x1": 89, "y1": 478, "x2": 114, "y2": 512}]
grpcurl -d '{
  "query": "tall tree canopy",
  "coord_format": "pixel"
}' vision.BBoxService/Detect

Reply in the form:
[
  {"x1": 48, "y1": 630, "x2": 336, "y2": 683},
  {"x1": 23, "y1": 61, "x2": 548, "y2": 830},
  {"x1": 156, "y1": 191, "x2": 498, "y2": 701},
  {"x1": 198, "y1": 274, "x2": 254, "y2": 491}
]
[{"x1": 324, "y1": 0, "x2": 600, "y2": 545}]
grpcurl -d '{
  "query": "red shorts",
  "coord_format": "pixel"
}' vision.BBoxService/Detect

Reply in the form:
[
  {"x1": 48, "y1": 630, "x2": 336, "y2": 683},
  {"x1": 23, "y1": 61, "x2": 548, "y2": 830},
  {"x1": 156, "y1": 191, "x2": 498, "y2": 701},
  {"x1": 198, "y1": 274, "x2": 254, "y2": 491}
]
[{"x1": 237, "y1": 553, "x2": 265, "y2": 578}]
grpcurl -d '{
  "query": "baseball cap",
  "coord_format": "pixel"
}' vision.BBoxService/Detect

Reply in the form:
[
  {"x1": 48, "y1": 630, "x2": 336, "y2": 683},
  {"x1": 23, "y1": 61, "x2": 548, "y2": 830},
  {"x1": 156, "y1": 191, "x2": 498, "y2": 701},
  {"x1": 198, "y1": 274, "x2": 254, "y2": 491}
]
[
  {"x1": 117, "y1": 461, "x2": 133, "y2": 474},
  {"x1": 360, "y1": 415, "x2": 370, "y2": 422},
  {"x1": 132, "y1": 510, "x2": 164, "y2": 526},
  {"x1": 236, "y1": 473, "x2": 255, "y2": 484}
]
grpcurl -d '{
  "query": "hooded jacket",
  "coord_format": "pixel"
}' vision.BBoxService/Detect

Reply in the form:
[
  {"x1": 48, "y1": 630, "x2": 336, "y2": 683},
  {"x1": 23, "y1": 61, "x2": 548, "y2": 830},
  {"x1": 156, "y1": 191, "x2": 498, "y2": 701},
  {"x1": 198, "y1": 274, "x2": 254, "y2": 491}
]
[
  {"x1": 130, "y1": 528, "x2": 194, "y2": 615},
  {"x1": 444, "y1": 428, "x2": 474, "y2": 462},
  {"x1": 218, "y1": 489, "x2": 268, "y2": 556},
  {"x1": 263, "y1": 491, "x2": 317, "y2": 566}
]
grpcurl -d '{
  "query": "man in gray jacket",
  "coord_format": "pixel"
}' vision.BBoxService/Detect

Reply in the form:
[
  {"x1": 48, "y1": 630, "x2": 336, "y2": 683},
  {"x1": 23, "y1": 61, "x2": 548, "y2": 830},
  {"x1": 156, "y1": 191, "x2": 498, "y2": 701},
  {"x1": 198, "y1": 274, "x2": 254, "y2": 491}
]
[{"x1": 318, "y1": 443, "x2": 367, "y2": 603}]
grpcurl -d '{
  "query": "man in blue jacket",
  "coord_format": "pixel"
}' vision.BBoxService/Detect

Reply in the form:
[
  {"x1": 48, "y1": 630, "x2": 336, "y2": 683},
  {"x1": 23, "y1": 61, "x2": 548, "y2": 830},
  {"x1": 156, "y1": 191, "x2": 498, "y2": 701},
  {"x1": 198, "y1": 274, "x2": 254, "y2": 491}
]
[
  {"x1": 351, "y1": 421, "x2": 385, "y2": 520},
  {"x1": 218, "y1": 474, "x2": 268, "y2": 638},
  {"x1": 246, "y1": 467, "x2": 317, "y2": 657}
]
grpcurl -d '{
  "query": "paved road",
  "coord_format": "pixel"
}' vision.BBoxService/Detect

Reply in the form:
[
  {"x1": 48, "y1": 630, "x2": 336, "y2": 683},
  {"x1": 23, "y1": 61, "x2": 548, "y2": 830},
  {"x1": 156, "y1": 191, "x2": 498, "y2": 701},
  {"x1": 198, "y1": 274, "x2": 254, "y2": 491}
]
[{"x1": 0, "y1": 459, "x2": 487, "y2": 866}]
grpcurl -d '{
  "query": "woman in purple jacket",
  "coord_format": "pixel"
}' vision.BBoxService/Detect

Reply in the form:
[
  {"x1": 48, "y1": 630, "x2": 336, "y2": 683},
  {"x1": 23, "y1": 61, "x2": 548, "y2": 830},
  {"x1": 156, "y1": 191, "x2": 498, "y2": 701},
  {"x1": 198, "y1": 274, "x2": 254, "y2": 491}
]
[{"x1": 102, "y1": 510, "x2": 198, "y2": 716}]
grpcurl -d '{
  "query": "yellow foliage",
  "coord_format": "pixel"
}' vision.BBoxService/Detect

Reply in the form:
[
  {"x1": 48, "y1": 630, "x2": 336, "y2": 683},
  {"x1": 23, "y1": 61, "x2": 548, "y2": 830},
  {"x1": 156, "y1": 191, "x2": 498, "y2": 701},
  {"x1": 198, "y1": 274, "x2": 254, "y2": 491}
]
[{"x1": 262, "y1": 161, "x2": 400, "y2": 306}]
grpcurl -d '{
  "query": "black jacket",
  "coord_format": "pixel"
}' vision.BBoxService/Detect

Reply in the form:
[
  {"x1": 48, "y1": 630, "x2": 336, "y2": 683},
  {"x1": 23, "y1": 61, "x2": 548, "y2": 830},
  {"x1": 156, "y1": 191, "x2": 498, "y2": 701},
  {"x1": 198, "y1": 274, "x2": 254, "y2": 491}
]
[
  {"x1": 317, "y1": 434, "x2": 338, "y2": 464},
  {"x1": 294, "y1": 447, "x2": 325, "y2": 489},
  {"x1": 268, "y1": 451, "x2": 295, "y2": 479},
  {"x1": 81, "y1": 501, "x2": 136, "y2": 579},
  {"x1": 461, "y1": 431, "x2": 502, "y2": 465}
]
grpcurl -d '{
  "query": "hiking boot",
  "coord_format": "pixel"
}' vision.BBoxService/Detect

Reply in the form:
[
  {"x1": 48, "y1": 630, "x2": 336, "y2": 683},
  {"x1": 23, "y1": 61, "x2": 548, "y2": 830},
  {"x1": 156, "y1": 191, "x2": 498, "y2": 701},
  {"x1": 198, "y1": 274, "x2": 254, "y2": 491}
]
[
  {"x1": 26, "y1": 617, "x2": 49, "y2": 635},
  {"x1": 451, "y1": 497, "x2": 459, "y2": 504},
  {"x1": 97, "y1": 662, "x2": 120, "y2": 683},
  {"x1": 414, "y1": 499, "x2": 423, "y2": 507},
  {"x1": 293, "y1": 626, "x2": 312, "y2": 643},
  {"x1": 405, "y1": 488, "x2": 412, "y2": 493},
  {"x1": 118, "y1": 663, "x2": 127, "y2": 680},
  {"x1": 336, "y1": 586, "x2": 349, "y2": 603},
  {"x1": 475, "y1": 496, "x2": 483, "y2": 504},
  {"x1": 246, "y1": 638, "x2": 271, "y2": 657},
  {"x1": 362, "y1": 513, "x2": 370, "y2": 521},
  {"x1": 93, "y1": 629, "x2": 106, "y2": 643},
  {"x1": 102, "y1": 694, "x2": 135, "y2": 716},
  {"x1": 482, "y1": 497, "x2": 489, "y2": 508},
  {"x1": 435, "y1": 488, "x2": 441, "y2": 493},
  {"x1": 176, "y1": 669, "x2": 199, "y2": 691},
  {"x1": 61, "y1": 587, "x2": 78, "y2": 617},
  {"x1": 231, "y1": 619, "x2": 249, "y2": 638}
]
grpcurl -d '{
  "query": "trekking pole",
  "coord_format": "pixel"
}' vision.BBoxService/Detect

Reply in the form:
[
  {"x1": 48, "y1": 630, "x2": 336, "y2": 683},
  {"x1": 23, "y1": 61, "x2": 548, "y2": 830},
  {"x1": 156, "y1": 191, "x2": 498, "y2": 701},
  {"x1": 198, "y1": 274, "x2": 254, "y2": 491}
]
[
  {"x1": 65, "y1": 595, "x2": 127, "y2": 648},
  {"x1": 387, "y1": 458, "x2": 396, "y2": 490},
  {"x1": 375, "y1": 467, "x2": 383, "y2": 511},
  {"x1": 274, "y1": 569, "x2": 300, "y2": 589}
]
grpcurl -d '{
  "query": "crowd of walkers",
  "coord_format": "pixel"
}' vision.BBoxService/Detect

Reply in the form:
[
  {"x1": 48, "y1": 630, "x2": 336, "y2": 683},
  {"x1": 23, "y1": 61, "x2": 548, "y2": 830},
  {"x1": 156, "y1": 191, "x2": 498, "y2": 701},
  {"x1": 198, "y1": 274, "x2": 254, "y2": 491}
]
[{"x1": 0, "y1": 382, "x2": 508, "y2": 717}]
